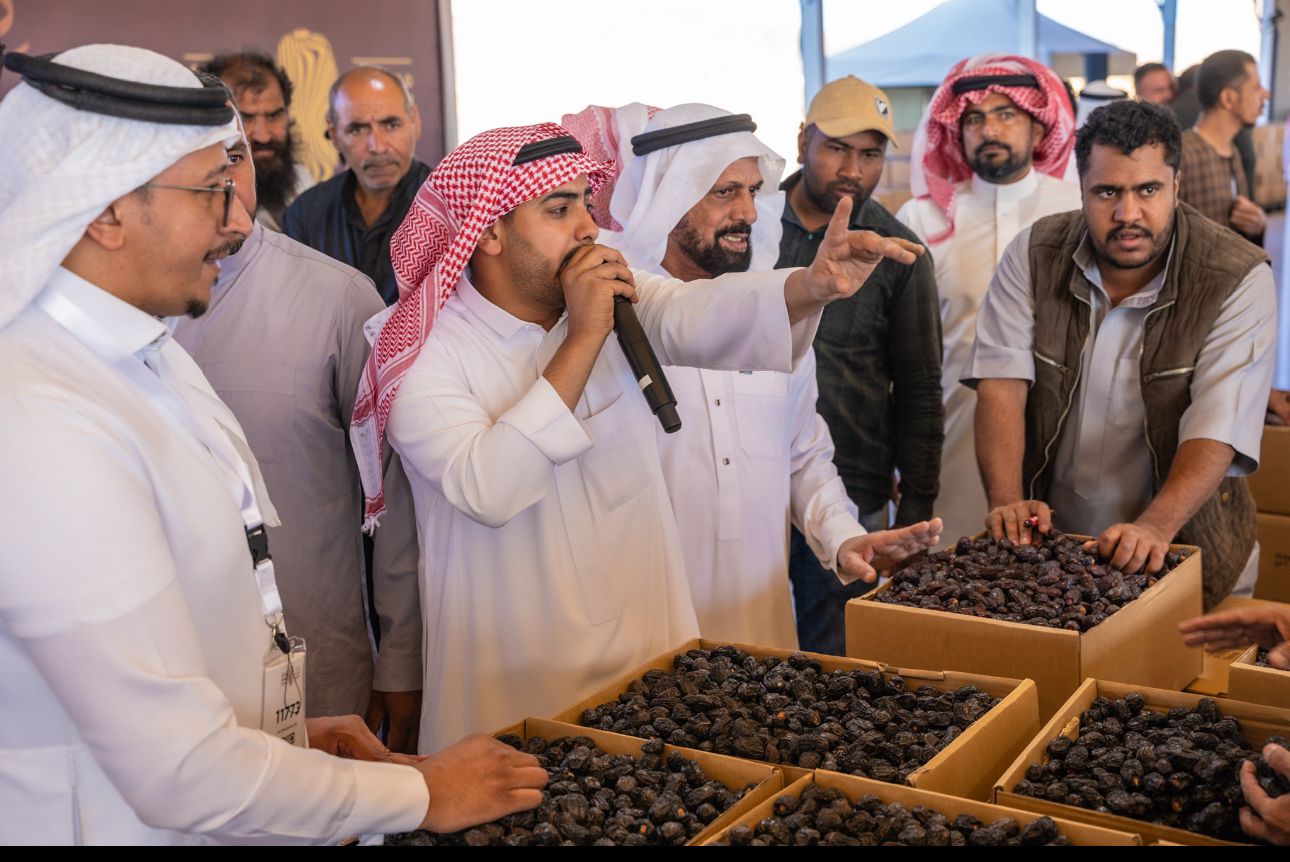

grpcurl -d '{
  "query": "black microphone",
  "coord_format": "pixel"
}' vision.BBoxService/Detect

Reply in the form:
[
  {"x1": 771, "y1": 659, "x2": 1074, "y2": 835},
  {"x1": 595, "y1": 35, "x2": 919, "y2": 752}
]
[{"x1": 613, "y1": 295, "x2": 681, "y2": 433}]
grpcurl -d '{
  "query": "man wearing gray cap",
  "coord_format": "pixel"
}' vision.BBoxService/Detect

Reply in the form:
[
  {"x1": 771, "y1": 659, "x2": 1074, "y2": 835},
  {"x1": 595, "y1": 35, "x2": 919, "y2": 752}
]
[
  {"x1": 777, "y1": 76, "x2": 943, "y2": 656},
  {"x1": 0, "y1": 44, "x2": 542, "y2": 844}
]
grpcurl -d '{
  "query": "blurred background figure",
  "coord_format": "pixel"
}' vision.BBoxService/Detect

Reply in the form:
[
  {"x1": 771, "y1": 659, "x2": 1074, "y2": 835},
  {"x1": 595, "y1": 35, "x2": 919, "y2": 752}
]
[
  {"x1": 202, "y1": 51, "x2": 314, "y2": 231},
  {"x1": 1134, "y1": 61, "x2": 1178, "y2": 105}
]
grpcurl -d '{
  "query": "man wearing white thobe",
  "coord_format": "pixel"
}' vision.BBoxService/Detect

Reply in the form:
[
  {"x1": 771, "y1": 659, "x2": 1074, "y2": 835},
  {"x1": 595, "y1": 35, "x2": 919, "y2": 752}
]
[
  {"x1": 897, "y1": 54, "x2": 1081, "y2": 542},
  {"x1": 0, "y1": 45, "x2": 544, "y2": 843},
  {"x1": 355, "y1": 124, "x2": 924, "y2": 753},
  {"x1": 603, "y1": 103, "x2": 942, "y2": 649}
]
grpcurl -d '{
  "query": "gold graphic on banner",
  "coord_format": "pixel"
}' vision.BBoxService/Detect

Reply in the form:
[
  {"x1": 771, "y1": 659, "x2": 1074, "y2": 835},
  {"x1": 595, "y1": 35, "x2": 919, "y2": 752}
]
[
  {"x1": 277, "y1": 28, "x2": 340, "y2": 185},
  {"x1": 0, "y1": 0, "x2": 32, "y2": 55}
]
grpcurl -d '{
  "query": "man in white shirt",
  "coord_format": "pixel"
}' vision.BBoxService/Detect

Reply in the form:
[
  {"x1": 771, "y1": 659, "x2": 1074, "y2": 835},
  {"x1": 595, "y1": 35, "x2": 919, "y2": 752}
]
[
  {"x1": 0, "y1": 44, "x2": 542, "y2": 844},
  {"x1": 603, "y1": 103, "x2": 942, "y2": 649},
  {"x1": 897, "y1": 54, "x2": 1081, "y2": 543},
  {"x1": 352, "y1": 123, "x2": 923, "y2": 752},
  {"x1": 966, "y1": 100, "x2": 1276, "y2": 608}
]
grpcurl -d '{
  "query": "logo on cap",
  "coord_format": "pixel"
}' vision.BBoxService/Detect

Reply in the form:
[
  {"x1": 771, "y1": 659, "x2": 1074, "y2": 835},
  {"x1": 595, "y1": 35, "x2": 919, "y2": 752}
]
[{"x1": 875, "y1": 97, "x2": 890, "y2": 118}]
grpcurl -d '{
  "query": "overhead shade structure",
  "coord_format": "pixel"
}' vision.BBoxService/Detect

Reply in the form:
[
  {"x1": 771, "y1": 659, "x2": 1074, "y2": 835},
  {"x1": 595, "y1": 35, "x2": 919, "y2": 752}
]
[{"x1": 827, "y1": 0, "x2": 1136, "y2": 89}]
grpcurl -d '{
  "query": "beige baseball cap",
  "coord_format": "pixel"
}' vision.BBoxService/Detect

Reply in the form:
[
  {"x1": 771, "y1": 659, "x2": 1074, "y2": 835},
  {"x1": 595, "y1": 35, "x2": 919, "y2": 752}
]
[{"x1": 804, "y1": 75, "x2": 897, "y2": 145}]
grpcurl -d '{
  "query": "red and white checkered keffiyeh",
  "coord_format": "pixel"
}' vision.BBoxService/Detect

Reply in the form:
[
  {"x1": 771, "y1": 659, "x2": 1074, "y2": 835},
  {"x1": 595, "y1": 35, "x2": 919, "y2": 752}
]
[
  {"x1": 911, "y1": 54, "x2": 1075, "y2": 242},
  {"x1": 351, "y1": 122, "x2": 613, "y2": 530},
  {"x1": 560, "y1": 103, "x2": 660, "y2": 231}
]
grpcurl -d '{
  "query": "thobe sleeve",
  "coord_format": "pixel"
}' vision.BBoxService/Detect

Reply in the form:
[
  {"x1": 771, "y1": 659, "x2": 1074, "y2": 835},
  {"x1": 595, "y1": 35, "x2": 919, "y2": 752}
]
[
  {"x1": 1177, "y1": 262, "x2": 1279, "y2": 475},
  {"x1": 0, "y1": 401, "x2": 427, "y2": 844},
  {"x1": 785, "y1": 350, "x2": 866, "y2": 583},
  {"x1": 960, "y1": 228, "x2": 1038, "y2": 387},
  {"x1": 630, "y1": 268, "x2": 819, "y2": 372},
  {"x1": 387, "y1": 333, "x2": 594, "y2": 528},
  {"x1": 335, "y1": 274, "x2": 423, "y2": 693}
]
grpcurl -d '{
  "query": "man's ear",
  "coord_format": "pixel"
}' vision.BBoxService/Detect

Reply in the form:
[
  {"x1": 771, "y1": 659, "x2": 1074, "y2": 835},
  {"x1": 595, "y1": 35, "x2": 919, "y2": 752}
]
[
  {"x1": 1031, "y1": 117, "x2": 1046, "y2": 149},
  {"x1": 83, "y1": 199, "x2": 128, "y2": 251},
  {"x1": 475, "y1": 219, "x2": 504, "y2": 257},
  {"x1": 797, "y1": 123, "x2": 809, "y2": 165}
]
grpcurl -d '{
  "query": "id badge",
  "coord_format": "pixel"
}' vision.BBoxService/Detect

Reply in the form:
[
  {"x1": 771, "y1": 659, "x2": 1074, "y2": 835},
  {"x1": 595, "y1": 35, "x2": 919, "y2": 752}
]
[{"x1": 262, "y1": 635, "x2": 308, "y2": 748}]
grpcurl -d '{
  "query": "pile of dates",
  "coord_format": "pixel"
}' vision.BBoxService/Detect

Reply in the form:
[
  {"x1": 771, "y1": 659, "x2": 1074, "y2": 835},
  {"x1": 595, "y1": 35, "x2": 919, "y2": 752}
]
[
  {"x1": 873, "y1": 531, "x2": 1188, "y2": 632},
  {"x1": 579, "y1": 646, "x2": 999, "y2": 777},
  {"x1": 386, "y1": 735, "x2": 751, "y2": 846},
  {"x1": 1012, "y1": 693, "x2": 1288, "y2": 841},
  {"x1": 723, "y1": 783, "x2": 1071, "y2": 846}
]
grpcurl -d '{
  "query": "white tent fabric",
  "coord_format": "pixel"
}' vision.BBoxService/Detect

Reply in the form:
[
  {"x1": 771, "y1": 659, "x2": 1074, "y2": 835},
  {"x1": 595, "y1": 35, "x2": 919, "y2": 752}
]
[{"x1": 827, "y1": 0, "x2": 1134, "y2": 89}]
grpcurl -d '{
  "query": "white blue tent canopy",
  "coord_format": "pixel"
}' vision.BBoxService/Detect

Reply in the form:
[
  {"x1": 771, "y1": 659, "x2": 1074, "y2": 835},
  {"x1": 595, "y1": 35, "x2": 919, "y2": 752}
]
[{"x1": 827, "y1": 0, "x2": 1136, "y2": 89}]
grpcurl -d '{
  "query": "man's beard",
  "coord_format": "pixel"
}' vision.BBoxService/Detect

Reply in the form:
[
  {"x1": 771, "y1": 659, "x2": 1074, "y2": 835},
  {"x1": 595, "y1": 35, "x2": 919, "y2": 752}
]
[
  {"x1": 670, "y1": 218, "x2": 753, "y2": 278},
  {"x1": 254, "y1": 133, "x2": 299, "y2": 220},
  {"x1": 968, "y1": 139, "x2": 1032, "y2": 182},
  {"x1": 505, "y1": 230, "x2": 568, "y2": 310},
  {"x1": 802, "y1": 170, "x2": 870, "y2": 217},
  {"x1": 185, "y1": 298, "x2": 209, "y2": 319}
]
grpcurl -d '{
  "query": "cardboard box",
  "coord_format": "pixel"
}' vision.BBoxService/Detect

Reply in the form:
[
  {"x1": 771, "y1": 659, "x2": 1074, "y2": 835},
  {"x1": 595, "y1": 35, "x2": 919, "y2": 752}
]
[
  {"x1": 1249, "y1": 425, "x2": 1290, "y2": 516},
  {"x1": 994, "y1": 679, "x2": 1290, "y2": 845},
  {"x1": 551, "y1": 638, "x2": 1040, "y2": 802},
  {"x1": 1185, "y1": 595, "x2": 1290, "y2": 697},
  {"x1": 846, "y1": 538, "x2": 1203, "y2": 719},
  {"x1": 1228, "y1": 644, "x2": 1290, "y2": 710},
  {"x1": 1255, "y1": 513, "x2": 1290, "y2": 603},
  {"x1": 702, "y1": 771, "x2": 1140, "y2": 845},
  {"x1": 492, "y1": 717, "x2": 784, "y2": 846}
]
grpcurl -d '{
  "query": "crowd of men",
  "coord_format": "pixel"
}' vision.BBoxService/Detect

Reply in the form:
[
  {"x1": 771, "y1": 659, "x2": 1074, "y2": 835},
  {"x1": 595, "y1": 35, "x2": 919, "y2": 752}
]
[{"x1": 1, "y1": 39, "x2": 1289, "y2": 844}]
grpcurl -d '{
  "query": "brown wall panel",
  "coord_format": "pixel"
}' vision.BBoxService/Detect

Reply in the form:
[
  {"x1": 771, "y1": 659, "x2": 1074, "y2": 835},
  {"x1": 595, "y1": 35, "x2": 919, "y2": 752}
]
[{"x1": 0, "y1": 0, "x2": 446, "y2": 178}]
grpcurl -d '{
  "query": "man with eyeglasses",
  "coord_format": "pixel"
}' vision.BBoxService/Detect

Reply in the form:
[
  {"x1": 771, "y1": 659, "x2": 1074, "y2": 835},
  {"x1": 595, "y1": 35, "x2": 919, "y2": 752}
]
[{"x1": 0, "y1": 44, "x2": 543, "y2": 844}]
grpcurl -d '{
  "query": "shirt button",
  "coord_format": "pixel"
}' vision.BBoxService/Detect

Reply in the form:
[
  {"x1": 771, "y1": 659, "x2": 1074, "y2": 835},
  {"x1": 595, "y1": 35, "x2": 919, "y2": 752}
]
[
  {"x1": 715, "y1": 399, "x2": 722, "y2": 406},
  {"x1": 1221, "y1": 490, "x2": 1231, "y2": 503},
  {"x1": 722, "y1": 458, "x2": 731, "y2": 466}
]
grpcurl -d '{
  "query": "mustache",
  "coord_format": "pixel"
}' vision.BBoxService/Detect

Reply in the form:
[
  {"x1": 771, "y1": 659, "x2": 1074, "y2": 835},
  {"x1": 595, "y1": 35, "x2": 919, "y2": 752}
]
[
  {"x1": 715, "y1": 221, "x2": 753, "y2": 240},
  {"x1": 974, "y1": 139, "x2": 1013, "y2": 157},
  {"x1": 362, "y1": 155, "x2": 400, "y2": 170},
  {"x1": 1109, "y1": 224, "x2": 1153, "y2": 242}
]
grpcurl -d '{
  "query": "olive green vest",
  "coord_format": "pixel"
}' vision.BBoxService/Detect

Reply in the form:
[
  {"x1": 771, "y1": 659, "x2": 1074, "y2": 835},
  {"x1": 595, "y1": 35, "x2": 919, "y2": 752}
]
[{"x1": 1023, "y1": 203, "x2": 1268, "y2": 609}]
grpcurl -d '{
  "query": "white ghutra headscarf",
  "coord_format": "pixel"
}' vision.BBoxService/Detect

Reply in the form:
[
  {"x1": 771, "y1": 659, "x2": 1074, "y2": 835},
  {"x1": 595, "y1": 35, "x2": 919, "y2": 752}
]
[
  {"x1": 0, "y1": 44, "x2": 239, "y2": 329},
  {"x1": 607, "y1": 103, "x2": 787, "y2": 274}
]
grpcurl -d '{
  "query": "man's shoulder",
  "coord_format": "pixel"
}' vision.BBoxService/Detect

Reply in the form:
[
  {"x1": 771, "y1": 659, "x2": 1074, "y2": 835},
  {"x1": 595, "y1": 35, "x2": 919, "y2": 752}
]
[
  {"x1": 256, "y1": 229, "x2": 382, "y2": 307},
  {"x1": 283, "y1": 170, "x2": 349, "y2": 222}
]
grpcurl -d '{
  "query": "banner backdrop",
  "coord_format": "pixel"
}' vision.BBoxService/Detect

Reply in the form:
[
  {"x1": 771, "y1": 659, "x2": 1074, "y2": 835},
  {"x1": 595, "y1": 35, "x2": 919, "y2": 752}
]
[{"x1": 0, "y1": 0, "x2": 447, "y2": 180}]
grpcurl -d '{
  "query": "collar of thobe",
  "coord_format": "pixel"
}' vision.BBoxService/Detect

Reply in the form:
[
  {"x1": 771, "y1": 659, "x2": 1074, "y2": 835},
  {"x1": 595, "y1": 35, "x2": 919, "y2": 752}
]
[
  {"x1": 42, "y1": 266, "x2": 171, "y2": 359},
  {"x1": 968, "y1": 168, "x2": 1039, "y2": 205},
  {"x1": 207, "y1": 222, "x2": 266, "y2": 311},
  {"x1": 455, "y1": 273, "x2": 559, "y2": 341},
  {"x1": 1072, "y1": 231, "x2": 1175, "y2": 309}
]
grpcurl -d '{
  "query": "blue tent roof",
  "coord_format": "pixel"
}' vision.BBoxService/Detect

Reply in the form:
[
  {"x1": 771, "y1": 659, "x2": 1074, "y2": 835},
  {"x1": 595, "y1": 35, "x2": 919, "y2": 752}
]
[{"x1": 827, "y1": 0, "x2": 1135, "y2": 88}]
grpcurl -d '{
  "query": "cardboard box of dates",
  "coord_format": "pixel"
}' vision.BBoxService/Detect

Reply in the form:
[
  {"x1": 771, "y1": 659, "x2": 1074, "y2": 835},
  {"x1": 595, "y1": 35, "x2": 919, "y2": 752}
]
[
  {"x1": 388, "y1": 717, "x2": 784, "y2": 846},
  {"x1": 1228, "y1": 645, "x2": 1290, "y2": 711},
  {"x1": 846, "y1": 532, "x2": 1202, "y2": 718},
  {"x1": 994, "y1": 679, "x2": 1290, "y2": 845},
  {"x1": 1186, "y1": 595, "x2": 1290, "y2": 698},
  {"x1": 703, "y1": 770, "x2": 1140, "y2": 845},
  {"x1": 551, "y1": 639, "x2": 1040, "y2": 802}
]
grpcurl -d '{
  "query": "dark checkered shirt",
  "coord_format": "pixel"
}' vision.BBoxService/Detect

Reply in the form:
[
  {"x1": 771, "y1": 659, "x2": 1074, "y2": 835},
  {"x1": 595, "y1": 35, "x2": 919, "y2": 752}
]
[{"x1": 1179, "y1": 129, "x2": 1249, "y2": 234}]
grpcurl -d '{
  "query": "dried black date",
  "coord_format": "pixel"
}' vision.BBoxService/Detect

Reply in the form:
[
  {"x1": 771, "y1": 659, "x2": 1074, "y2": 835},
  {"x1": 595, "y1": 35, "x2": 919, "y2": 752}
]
[
  {"x1": 1012, "y1": 696, "x2": 1289, "y2": 842},
  {"x1": 385, "y1": 735, "x2": 751, "y2": 846},
  {"x1": 873, "y1": 531, "x2": 1187, "y2": 632},
  {"x1": 578, "y1": 646, "x2": 999, "y2": 784},
  {"x1": 721, "y1": 785, "x2": 1071, "y2": 846}
]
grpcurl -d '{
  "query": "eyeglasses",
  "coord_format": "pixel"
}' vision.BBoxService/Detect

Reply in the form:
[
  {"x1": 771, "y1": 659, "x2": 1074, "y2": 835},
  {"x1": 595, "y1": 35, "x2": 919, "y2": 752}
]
[{"x1": 139, "y1": 177, "x2": 236, "y2": 227}]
